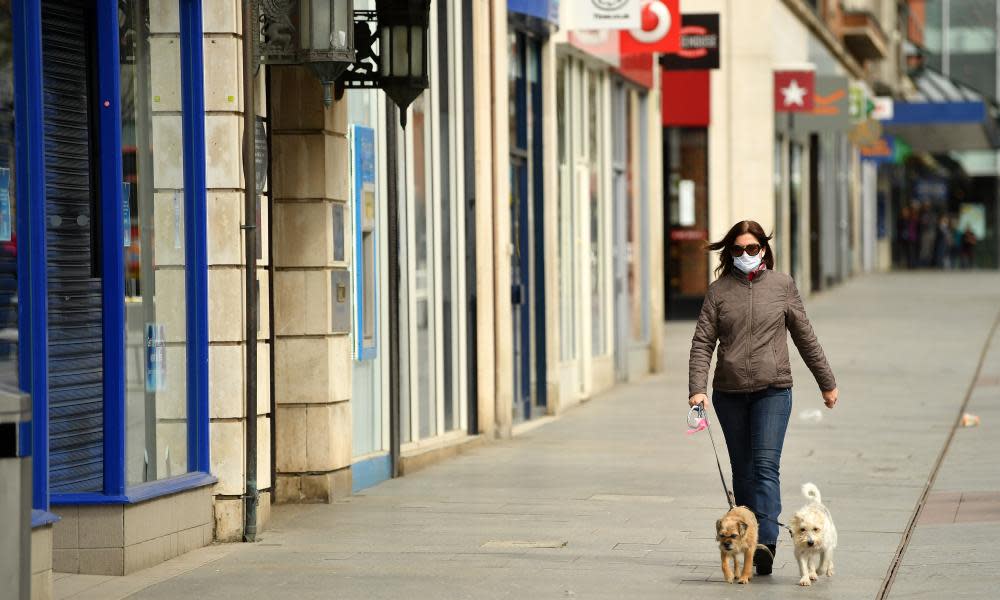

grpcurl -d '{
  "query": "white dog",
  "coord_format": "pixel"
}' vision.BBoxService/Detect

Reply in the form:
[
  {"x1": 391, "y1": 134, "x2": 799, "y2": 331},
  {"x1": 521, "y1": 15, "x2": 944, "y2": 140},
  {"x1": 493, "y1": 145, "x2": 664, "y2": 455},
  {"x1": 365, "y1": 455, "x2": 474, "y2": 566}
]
[{"x1": 790, "y1": 483, "x2": 838, "y2": 586}]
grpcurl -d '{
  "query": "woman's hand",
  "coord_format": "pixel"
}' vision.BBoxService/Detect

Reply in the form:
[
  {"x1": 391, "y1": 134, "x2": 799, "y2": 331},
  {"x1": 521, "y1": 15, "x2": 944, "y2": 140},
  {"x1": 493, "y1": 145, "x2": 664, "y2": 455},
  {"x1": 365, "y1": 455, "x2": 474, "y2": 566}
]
[
  {"x1": 822, "y1": 387, "x2": 838, "y2": 409},
  {"x1": 689, "y1": 393, "x2": 709, "y2": 409}
]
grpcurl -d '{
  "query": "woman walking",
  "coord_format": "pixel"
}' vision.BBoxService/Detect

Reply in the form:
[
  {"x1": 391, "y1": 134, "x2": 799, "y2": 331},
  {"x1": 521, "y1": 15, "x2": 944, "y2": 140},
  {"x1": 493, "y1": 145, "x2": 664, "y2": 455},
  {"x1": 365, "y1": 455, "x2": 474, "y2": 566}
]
[{"x1": 688, "y1": 220, "x2": 838, "y2": 576}]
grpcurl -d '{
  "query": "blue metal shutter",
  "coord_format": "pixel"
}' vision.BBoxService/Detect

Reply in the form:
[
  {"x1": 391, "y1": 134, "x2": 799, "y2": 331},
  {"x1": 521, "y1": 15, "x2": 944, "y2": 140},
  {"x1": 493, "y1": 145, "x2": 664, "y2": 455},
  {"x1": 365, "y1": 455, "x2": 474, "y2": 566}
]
[{"x1": 43, "y1": 1, "x2": 104, "y2": 494}]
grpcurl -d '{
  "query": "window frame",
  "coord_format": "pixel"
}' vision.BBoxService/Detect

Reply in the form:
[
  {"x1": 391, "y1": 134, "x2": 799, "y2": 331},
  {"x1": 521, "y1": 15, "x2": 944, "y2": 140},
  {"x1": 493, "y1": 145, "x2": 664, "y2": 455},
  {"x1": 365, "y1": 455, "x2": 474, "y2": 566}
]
[{"x1": 15, "y1": 0, "x2": 212, "y2": 516}]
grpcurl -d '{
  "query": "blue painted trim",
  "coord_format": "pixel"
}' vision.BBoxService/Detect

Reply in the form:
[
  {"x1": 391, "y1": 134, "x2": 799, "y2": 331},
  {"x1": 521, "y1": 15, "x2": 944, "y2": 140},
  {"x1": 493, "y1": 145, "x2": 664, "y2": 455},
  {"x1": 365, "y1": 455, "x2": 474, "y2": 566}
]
[
  {"x1": 508, "y1": 0, "x2": 560, "y2": 25},
  {"x1": 95, "y1": 0, "x2": 127, "y2": 498},
  {"x1": 887, "y1": 101, "x2": 986, "y2": 125},
  {"x1": 51, "y1": 471, "x2": 216, "y2": 505},
  {"x1": 351, "y1": 454, "x2": 391, "y2": 492},
  {"x1": 351, "y1": 125, "x2": 378, "y2": 361},
  {"x1": 12, "y1": 0, "x2": 49, "y2": 513},
  {"x1": 31, "y1": 509, "x2": 60, "y2": 528},
  {"x1": 179, "y1": 0, "x2": 210, "y2": 474}
]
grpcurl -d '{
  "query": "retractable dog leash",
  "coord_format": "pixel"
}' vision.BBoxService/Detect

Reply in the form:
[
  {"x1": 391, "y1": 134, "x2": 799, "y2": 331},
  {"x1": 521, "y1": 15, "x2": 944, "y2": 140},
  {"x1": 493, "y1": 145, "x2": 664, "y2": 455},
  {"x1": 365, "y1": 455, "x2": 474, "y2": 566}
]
[
  {"x1": 687, "y1": 402, "x2": 793, "y2": 544},
  {"x1": 688, "y1": 403, "x2": 736, "y2": 510}
]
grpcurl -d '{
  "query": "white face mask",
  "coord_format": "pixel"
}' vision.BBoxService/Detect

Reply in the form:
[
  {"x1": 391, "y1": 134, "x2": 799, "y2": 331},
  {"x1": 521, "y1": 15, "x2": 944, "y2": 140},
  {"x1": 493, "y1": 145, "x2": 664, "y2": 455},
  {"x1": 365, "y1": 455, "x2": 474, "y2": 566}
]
[{"x1": 734, "y1": 251, "x2": 763, "y2": 273}]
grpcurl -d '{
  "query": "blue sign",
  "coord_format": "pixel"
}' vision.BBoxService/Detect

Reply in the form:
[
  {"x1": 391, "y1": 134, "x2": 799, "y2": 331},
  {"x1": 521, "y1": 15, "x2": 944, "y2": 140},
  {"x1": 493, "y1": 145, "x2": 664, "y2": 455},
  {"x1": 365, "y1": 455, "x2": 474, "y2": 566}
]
[
  {"x1": 0, "y1": 168, "x2": 10, "y2": 242},
  {"x1": 508, "y1": 0, "x2": 560, "y2": 24},
  {"x1": 122, "y1": 182, "x2": 131, "y2": 247},
  {"x1": 860, "y1": 135, "x2": 895, "y2": 165},
  {"x1": 351, "y1": 125, "x2": 378, "y2": 361}
]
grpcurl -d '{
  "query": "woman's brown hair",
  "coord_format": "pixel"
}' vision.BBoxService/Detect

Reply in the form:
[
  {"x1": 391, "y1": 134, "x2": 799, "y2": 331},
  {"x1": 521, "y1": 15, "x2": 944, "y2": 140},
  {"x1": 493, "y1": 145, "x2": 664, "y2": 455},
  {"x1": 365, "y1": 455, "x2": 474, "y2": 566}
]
[{"x1": 707, "y1": 220, "x2": 775, "y2": 277}]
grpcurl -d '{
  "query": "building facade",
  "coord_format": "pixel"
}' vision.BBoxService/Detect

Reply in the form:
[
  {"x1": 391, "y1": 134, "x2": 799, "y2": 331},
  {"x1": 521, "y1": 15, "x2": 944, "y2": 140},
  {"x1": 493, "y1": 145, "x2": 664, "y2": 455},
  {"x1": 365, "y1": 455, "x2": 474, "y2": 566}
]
[
  {"x1": 12, "y1": 1, "x2": 664, "y2": 597},
  {"x1": 661, "y1": 0, "x2": 905, "y2": 323}
]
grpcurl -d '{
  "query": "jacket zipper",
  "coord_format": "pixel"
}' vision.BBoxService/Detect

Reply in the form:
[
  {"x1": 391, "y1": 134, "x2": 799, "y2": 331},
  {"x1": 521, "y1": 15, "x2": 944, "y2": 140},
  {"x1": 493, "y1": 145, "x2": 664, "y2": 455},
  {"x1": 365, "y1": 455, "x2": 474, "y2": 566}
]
[{"x1": 746, "y1": 279, "x2": 753, "y2": 386}]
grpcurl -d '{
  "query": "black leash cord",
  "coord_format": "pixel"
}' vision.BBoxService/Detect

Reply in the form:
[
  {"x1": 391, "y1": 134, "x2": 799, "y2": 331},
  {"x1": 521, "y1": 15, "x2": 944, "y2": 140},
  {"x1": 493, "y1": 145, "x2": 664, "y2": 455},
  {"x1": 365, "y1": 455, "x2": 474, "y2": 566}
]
[{"x1": 697, "y1": 402, "x2": 791, "y2": 538}]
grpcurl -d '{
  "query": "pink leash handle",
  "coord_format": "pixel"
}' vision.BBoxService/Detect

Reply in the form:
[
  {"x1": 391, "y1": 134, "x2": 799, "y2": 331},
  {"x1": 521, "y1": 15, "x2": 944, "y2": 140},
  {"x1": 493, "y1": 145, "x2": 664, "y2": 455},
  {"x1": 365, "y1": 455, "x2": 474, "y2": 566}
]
[
  {"x1": 686, "y1": 418, "x2": 708, "y2": 435},
  {"x1": 686, "y1": 403, "x2": 709, "y2": 434}
]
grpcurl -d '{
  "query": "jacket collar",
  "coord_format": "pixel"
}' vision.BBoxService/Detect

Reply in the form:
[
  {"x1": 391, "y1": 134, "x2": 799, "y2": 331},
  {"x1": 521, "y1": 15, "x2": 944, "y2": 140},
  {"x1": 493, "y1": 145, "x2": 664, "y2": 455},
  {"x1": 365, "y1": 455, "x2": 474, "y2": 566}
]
[{"x1": 730, "y1": 266, "x2": 768, "y2": 286}]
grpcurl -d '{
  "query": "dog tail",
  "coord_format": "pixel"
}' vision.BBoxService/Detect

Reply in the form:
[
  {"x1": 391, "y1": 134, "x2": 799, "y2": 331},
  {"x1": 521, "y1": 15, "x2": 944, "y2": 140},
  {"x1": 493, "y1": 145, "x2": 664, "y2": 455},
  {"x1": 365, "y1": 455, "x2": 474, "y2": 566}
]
[{"x1": 802, "y1": 482, "x2": 822, "y2": 503}]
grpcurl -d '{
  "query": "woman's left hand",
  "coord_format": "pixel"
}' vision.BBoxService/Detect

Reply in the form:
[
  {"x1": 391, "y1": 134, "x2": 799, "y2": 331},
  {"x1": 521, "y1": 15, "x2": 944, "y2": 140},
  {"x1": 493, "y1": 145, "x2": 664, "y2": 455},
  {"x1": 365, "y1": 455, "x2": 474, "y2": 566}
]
[{"x1": 822, "y1": 387, "x2": 839, "y2": 409}]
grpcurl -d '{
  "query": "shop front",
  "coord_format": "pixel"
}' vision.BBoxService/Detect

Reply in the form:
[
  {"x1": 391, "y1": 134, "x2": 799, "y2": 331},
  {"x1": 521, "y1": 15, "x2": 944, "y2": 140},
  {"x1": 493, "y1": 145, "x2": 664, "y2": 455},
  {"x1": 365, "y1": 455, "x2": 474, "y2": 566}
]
[
  {"x1": 555, "y1": 45, "x2": 613, "y2": 404},
  {"x1": 396, "y1": 0, "x2": 474, "y2": 451},
  {"x1": 610, "y1": 60, "x2": 655, "y2": 383},
  {"x1": 7, "y1": 0, "x2": 213, "y2": 580}
]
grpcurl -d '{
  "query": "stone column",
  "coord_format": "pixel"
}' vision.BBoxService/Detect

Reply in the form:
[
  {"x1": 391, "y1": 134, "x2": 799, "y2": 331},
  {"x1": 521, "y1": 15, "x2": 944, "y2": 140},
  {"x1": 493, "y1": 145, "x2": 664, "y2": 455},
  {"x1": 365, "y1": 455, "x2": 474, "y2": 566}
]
[
  {"x1": 471, "y1": 0, "x2": 496, "y2": 436},
  {"x1": 539, "y1": 36, "x2": 562, "y2": 412},
  {"x1": 647, "y1": 75, "x2": 666, "y2": 374},
  {"x1": 203, "y1": 2, "x2": 273, "y2": 541},
  {"x1": 271, "y1": 66, "x2": 353, "y2": 503},
  {"x1": 490, "y1": 0, "x2": 513, "y2": 438}
]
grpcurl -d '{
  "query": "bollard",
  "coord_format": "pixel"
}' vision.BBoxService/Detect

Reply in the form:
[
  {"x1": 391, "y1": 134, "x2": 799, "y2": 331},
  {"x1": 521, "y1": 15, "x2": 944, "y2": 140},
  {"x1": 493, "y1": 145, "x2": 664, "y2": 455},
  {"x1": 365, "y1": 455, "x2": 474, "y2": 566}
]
[{"x1": 0, "y1": 385, "x2": 31, "y2": 600}]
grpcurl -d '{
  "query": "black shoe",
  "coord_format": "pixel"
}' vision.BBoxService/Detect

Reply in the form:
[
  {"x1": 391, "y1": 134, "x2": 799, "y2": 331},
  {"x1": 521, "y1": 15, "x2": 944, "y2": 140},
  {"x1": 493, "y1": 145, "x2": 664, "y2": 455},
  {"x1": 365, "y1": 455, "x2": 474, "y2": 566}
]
[{"x1": 754, "y1": 544, "x2": 776, "y2": 576}]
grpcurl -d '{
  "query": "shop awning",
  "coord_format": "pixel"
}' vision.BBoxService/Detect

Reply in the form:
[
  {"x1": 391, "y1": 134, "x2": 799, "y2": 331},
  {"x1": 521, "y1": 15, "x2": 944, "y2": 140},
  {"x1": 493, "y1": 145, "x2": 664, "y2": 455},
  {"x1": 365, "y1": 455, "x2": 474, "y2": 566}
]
[{"x1": 882, "y1": 68, "x2": 1000, "y2": 153}]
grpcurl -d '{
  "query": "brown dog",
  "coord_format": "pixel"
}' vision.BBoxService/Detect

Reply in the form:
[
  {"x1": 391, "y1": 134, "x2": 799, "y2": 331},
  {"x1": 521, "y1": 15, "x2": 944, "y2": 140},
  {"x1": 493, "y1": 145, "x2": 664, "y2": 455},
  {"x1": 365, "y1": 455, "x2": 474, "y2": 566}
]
[{"x1": 716, "y1": 506, "x2": 759, "y2": 584}]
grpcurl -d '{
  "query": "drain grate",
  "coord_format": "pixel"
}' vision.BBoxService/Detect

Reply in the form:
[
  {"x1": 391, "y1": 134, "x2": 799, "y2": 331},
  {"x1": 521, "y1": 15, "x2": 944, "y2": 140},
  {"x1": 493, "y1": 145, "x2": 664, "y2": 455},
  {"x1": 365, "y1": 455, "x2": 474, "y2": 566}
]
[{"x1": 481, "y1": 540, "x2": 568, "y2": 549}]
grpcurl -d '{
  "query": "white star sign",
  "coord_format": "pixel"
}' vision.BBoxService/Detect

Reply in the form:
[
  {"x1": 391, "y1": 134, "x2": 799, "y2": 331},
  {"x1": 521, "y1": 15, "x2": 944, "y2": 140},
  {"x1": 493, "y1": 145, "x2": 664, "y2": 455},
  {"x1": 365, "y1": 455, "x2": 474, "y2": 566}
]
[{"x1": 781, "y1": 79, "x2": 808, "y2": 107}]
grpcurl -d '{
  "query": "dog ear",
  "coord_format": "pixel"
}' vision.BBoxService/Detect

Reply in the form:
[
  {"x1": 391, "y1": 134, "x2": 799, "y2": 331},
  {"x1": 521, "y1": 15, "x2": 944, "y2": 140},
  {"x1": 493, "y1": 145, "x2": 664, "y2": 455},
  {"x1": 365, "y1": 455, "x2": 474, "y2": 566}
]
[
  {"x1": 738, "y1": 521, "x2": 747, "y2": 536},
  {"x1": 715, "y1": 519, "x2": 722, "y2": 534}
]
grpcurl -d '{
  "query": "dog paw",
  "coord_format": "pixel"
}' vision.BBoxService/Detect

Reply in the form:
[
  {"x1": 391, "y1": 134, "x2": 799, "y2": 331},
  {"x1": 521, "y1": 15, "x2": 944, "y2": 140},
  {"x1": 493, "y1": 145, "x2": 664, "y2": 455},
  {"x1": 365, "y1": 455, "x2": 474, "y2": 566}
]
[
  {"x1": 809, "y1": 572, "x2": 818, "y2": 581},
  {"x1": 737, "y1": 577, "x2": 750, "y2": 585},
  {"x1": 798, "y1": 577, "x2": 812, "y2": 587},
  {"x1": 825, "y1": 568, "x2": 834, "y2": 577},
  {"x1": 725, "y1": 577, "x2": 734, "y2": 584}
]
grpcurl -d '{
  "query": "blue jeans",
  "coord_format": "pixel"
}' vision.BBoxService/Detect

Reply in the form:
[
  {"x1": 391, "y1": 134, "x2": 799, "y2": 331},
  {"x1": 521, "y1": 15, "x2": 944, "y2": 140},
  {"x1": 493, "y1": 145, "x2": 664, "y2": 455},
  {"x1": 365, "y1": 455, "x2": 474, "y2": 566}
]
[{"x1": 712, "y1": 387, "x2": 792, "y2": 545}]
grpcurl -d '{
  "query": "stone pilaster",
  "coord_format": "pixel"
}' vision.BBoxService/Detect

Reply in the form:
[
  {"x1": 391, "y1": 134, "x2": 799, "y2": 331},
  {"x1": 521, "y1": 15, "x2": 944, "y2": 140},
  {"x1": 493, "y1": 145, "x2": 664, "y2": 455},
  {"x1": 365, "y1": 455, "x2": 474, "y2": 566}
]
[
  {"x1": 204, "y1": 2, "x2": 273, "y2": 542},
  {"x1": 270, "y1": 66, "x2": 353, "y2": 503}
]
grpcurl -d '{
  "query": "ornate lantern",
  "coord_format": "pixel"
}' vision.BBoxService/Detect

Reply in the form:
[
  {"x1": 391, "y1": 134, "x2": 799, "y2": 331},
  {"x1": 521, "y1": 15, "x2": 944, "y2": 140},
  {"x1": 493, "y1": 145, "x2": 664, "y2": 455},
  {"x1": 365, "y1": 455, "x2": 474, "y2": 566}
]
[
  {"x1": 336, "y1": 0, "x2": 430, "y2": 127},
  {"x1": 375, "y1": 0, "x2": 430, "y2": 127},
  {"x1": 257, "y1": 0, "x2": 357, "y2": 106}
]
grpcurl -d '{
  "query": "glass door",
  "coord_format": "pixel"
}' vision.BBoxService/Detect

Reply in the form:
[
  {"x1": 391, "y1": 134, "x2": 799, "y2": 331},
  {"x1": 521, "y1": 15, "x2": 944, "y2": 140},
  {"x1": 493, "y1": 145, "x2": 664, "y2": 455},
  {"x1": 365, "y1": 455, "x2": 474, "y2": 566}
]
[{"x1": 664, "y1": 127, "x2": 709, "y2": 320}]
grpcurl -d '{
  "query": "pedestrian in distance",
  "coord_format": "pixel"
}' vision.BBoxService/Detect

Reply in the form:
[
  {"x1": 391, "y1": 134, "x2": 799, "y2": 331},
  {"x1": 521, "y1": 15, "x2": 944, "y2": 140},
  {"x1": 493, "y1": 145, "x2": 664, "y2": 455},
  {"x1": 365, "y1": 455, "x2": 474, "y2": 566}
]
[
  {"x1": 918, "y1": 202, "x2": 936, "y2": 268},
  {"x1": 933, "y1": 215, "x2": 952, "y2": 269},
  {"x1": 895, "y1": 206, "x2": 912, "y2": 268},
  {"x1": 960, "y1": 227, "x2": 978, "y2": 269},
  {"x1": 906, "y1": 203, "x2": 920, "y2": 268},
  {"x1": 688, "y1": 220, "x2": 839, "y2": 577}
]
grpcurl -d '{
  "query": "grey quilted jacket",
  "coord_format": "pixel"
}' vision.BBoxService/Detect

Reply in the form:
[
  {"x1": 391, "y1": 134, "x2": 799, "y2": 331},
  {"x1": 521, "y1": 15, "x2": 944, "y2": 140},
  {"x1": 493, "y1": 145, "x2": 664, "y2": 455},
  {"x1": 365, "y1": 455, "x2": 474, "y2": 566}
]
[{"x1": 688, "y1": 269, "x2": 836, "y2": 396}]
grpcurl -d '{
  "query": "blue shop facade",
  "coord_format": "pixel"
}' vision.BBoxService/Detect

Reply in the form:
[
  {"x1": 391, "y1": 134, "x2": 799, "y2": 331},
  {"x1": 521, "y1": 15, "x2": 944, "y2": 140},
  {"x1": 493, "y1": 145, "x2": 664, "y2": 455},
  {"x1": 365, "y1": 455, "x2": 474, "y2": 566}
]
[{"x1": 3, "y1": 0, "x2": 212, "y2": 538}]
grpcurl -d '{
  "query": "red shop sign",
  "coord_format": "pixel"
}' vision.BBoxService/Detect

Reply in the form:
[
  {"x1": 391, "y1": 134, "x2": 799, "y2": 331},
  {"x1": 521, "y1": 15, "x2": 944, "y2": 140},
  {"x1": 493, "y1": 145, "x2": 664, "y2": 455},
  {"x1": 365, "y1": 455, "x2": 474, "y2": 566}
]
[{"x1": 620, "y1": 0, "x2": 681, "y2": 55}]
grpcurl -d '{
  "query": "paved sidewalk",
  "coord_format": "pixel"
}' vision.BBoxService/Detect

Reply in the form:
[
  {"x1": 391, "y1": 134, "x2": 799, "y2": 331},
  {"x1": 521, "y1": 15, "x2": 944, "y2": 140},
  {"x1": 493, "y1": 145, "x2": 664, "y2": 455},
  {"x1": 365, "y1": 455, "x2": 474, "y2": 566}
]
[{"x1": 55, "y1": 273, "x2": 1000, "y2": 600}]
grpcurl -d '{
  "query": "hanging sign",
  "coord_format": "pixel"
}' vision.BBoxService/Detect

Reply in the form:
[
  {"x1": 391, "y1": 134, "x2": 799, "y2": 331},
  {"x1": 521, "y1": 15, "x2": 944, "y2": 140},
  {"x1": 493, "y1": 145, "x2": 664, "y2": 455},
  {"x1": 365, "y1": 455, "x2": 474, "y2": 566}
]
[
  {"x1": 774, "y1": 70, "x2": 815, "y2": 112},
  {"x1": 860, "y1": 134, "x2": 896, "y2": 164},
  {"x1": 849, "y1": 82, "x2": 875, "y2": 122},
  {"x1": 620, "y1": 0, "x2": 680, "y2": 54},
  {"x1": 145, "y1": 323, "x2": 167, "y2": 392},
  {"x1": 848, "y1": 118, "x2": 883, "y2": 146},
  {"x1": 0, "y1": 168, "x2": 10, "y2": 242},
  {"x1": 786, "y1": 76, "x2": 850, "y2": 134},
  {"x1": 871, "y1": 96, "x2": 894, "y2": 121},
  {"x1": 565, "y1": 0, "x2": 640, "y2": 31},
  {"x1": 660, "y1": 13, "x2": 720, "y2": 70}
]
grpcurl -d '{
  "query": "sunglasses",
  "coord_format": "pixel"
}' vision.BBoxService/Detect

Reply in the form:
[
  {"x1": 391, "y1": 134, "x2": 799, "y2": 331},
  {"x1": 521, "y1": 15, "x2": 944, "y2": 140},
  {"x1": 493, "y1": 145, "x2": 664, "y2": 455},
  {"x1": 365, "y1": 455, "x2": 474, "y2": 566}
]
[{"x1": 730, "y1": 243, "x2": 762, "y2": 257}]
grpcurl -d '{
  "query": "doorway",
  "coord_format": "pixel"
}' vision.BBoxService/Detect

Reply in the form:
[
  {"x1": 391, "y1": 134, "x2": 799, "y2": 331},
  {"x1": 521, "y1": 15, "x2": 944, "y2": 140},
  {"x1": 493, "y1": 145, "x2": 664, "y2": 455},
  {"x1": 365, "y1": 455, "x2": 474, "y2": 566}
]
[
  {"x1": 663, "y1": 127, "x2": 709, "y2": 320},
  {"x1": 508, "y1": 30, "x2": 546, "y2": 422}
]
